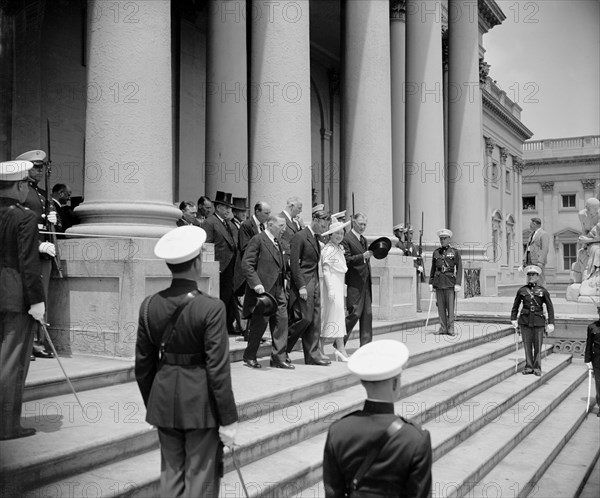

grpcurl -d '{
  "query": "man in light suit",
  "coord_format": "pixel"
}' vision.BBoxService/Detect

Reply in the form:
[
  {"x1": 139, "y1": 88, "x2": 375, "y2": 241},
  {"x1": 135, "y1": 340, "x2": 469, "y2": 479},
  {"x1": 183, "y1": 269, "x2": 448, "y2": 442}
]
[
  {"x1": 343, "y1": 213, "x2": 373, "y2": 346},
  {"x1": 287, "y1": 210, "x2": 331, "y2": 365},
  {"x1": 135, "y1": 226, "x2": 238, "y2": 497},
  {"x1": 241, "y1": 216, "x2": 293, "y2": 369},
  {"x1": 203, "y1": 191, "x2": 238, "y2": 334},
  {"x1": 522, "y1": 217, "x2": 549, "y2": 286}
]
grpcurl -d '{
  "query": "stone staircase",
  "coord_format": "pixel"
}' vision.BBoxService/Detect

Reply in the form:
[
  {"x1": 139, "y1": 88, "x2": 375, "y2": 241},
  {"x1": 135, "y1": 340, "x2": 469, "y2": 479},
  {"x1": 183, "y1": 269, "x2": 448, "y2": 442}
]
[{"x1": 1, "y1": 320, "x2": 598, "y2": 498}]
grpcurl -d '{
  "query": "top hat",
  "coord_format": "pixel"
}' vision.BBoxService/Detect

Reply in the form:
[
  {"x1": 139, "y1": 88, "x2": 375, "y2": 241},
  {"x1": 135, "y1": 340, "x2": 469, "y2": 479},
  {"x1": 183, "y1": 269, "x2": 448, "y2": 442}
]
[
  {"x1": 232, "y1": 197, "x2": 248, "y2": 212},
  {"x1": 252, "y1": 292, "x2": 278, "y2": 317},
  {"x1": 213, "y1": 191, "x2": 235, "y2": 208},
  {"x1": 368, "y1": 237, "x2": 392, "y2": 259}
]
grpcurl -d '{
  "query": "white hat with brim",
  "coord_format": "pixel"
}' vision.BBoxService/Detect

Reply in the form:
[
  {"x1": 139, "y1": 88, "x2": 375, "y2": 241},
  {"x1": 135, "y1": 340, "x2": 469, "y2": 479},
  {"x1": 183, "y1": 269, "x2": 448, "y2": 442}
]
[
  {"x1": 436, "y1": 228, "x2": 453, "y2": 238},
  {"x1": 322, "y1": 220, "x2": 351, "y2": 236},
  {"x1": 154, "y1": 226, "x2": 207, "y2": 264},
  {"x1": 312, "y1": 204, "x2": 325, "y2": 214},
  {"x1": 348, "y1": 340, "x2": 410, "y2": 382},
  {"x1": 393, "y1": 223, "x2": 404, "y2": 232},
  {"x1": 15, "y1": 150, "x2": 47, "y2": 163},
  {"x1": 525, "y1": 265, "x2": 541, "y2": 275},
  {"x1": 331, "y1": 210, "x2": 346, "y2": 221},
  {"x1": 0, "y1": 161, "x2": 33, "y2": 181}
]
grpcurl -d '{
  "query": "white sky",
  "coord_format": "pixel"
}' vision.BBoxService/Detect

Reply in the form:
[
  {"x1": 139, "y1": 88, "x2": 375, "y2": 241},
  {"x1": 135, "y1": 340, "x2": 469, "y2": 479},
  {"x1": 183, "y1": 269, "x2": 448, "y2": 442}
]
[{"x1": 484, "y1": 0, "x2": 600, "y2": 140}]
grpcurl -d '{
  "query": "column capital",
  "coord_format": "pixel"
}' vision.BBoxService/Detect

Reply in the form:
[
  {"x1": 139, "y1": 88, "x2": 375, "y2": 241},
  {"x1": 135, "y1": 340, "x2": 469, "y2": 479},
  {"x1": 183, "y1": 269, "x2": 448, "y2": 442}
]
[
  {"x1": 484, "y1": 136, "x2": 496, "y2": 155},
  {"x1": 499, "y1": 146, "x2": 508, "y2": 164},
  {"x1": 581, "y1": 178, "x2": 597, "y2": 191},
  {"x1": 540, "y1": 181, "x2": 554, "y2": 192},
  {"x1": 479, "y1": 57, "x2": 491, "y2": 84},
  {"x1": 512, "y1": 155, "x2": 524, "y2": 173},
  {"x1": 390, "y1": 0, "x2": 406, "y2": 21}
]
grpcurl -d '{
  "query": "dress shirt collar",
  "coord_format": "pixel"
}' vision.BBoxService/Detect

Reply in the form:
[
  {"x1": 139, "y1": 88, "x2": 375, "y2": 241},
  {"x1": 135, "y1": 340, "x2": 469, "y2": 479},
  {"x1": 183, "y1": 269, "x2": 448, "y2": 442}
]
[
  {"x1": 253, "y1": 214, "x2": 263, "y2": 230},
  {"x1": 352, "y1": 229, "x2": 362, "y2": 241}
]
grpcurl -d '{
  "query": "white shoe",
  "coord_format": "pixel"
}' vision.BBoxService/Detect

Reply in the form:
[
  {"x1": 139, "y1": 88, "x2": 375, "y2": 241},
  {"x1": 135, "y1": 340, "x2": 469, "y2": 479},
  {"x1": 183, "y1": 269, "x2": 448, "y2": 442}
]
[{"x1": 334, "y1": 350, "x2": 349, "y2": 362}]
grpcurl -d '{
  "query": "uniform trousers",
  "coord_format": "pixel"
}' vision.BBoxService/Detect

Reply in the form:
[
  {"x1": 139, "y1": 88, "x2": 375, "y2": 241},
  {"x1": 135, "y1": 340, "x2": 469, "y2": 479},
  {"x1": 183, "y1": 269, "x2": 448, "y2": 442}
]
[
  {"x1": 219, "y1": 259, "x2": 237, "y2": 334},
  {"x1": 344, "y1": 286, "x2": 373, "y2": 346},
  {"x1": 590, "y1": 357, "x2": 600, "y2": 406},
  {"x1": 157, "y1": 427, "x2": 222, "y2": 498},
  {"x1": 521, "y1": 326, "x2": 544, "y2": 372},
  {"x1": 435, "y1": 288, "x2": 456, "y2": 334},
  {"x1": 33, "y1": 259, "x2": 52, "y2": 348},
  {"x1": 0, "y1": 312, "x2": 36, "y2": 437},
  {"x1": 287, "y1": 276, "x2": 323, "y2": 364}
]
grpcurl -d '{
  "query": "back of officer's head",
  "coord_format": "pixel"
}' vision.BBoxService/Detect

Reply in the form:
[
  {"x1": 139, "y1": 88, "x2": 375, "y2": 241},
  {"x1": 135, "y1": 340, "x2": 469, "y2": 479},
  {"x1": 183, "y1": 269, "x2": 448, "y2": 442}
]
[{"x1": 154, "y1": 226, "x2": 207, "y2": 277}]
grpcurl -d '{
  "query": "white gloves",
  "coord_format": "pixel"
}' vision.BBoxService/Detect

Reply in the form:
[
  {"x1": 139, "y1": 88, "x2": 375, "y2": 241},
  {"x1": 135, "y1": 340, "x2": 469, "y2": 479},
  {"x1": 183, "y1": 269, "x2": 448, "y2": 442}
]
[
  {"x1": 511, "y1": 320, "x2": 518, "y2": 329},
  {"x1": 43, "y1": 211, "x2": 58, "y2": 225},
  {"x1": 39, "y1": 242, "x2": 56, "y2": 257},
  {"x1": 546, "y1": 324, "x2": 554, "y2": 334},
  {"x1": 454, "y1": 285, "x2": 461, "y2": 292},
  {"x1": 219, "y1": 421, "x2": 238, "y2": 447},
  {"x1": 254, "y1": 285, "x2": 265, "y2": 295},
  {"x1": 586, "y1": 362, "x2": 593, "y2": 371},
  {"x1": 429, "y1": 284, "x2": 434, "y2": 292},
  {"x1": 28, "y1": 302, "x2": 46, "y2": 322}
]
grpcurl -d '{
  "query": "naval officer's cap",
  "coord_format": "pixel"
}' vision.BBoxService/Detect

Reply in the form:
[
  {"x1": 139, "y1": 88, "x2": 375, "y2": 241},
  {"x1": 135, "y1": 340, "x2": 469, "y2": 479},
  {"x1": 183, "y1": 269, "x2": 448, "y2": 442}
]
[
  {"x1": 436, "y1": 228, "x2": 453, "y2": 238},
  {"x1": 348, "y1": 340, "x2": 410, "y2": 382},
  {"x1": 525, "y1": 265, "x2": 541, "y2": 275},
  {"x1": 0, "y1": 160, "x2": 33, "y2": 181},
  {"x1": 15, "y1": 150, "x2": 47, "y2": 164},
  {"x1": 393, "y1": 223, "x2": 404, "y2": 232},
  {"x1": 154, "y1": 226, "x2": 207, "y2": 264},
  {"x1": 312, "y1": 204, "x2": 325, "y2": 215},
  {"x1": 331, "y1": 210, "x2": 346, "y2": 222}
]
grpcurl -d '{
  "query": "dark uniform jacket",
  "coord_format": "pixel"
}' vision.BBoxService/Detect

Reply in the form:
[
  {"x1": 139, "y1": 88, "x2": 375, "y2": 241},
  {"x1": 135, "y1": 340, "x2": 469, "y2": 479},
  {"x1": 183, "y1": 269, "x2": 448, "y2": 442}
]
[
  {"x1": 135, "y1": 279, "x2": 238, "y2": 429},
  {"x1": 342, "y1": 231, "x2": 372, "y2": 302},
  {"x1": 429, "y1": 246, "x2": 462, "y2": 289},
  {"x1": 22, "y1": 181, "x2": 56, "y2": 258},
  {"x1": 510, "y1": 283, "x2": 555, "y2": 328},
  {"x1": 0, "y1": 199, "x2": 45, "y2": 312},
  {"x1": 241, "y1": 231, "x2": 285, "y2": 319},
  {"x1": 584, "y1": 320, "x2": 600, "y2": 367},
  {"x1": 323, "y1": 400, "x2": 432, "y2": 498},
  {"x1": 203, "y1": 214, "x2": 237, "y2": 272},
  {"x1": 290, "y1": 227, "x2": 320, "y2": 291}
]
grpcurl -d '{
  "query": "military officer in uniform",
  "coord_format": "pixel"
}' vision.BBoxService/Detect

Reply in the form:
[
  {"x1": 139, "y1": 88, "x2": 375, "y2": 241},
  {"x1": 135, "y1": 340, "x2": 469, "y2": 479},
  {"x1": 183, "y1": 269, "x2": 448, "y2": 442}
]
[
  {"x1": 429, "y1": 228, "x2": 462, "y2": 336},
  {"x1": 323, "y1": 340, "x2": 432, "y2": 497},
  {"x1": 16, "y1": 149, "x2": 57, "y2": 359},
  {"x1": 393, "y1": 223, "x2": 405, "y2": 253},
  {"x1": 511, "y1": 265, "x2": 555, "y2": 376},
  {"x1": 0, "y1": 160, "x2": 46, "y2": 440},
  {"x1": 135, "y1": 226, "x2": 238, "y2": 497},
  {"x1": 584, "y1": 303, "x2": 600, "y2": 416}
]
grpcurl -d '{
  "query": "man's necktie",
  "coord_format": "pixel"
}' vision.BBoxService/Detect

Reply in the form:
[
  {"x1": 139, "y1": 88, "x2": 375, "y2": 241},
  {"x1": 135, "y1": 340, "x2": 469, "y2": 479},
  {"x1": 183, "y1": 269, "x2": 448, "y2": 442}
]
[
  {"x1": 259, "y1": 222, "x2": 265, "y2": 232},
  {"x1": 360, "y1": 235, "x2": 367, "y2": 251},
  {"x1": 223, "y1": 220, "x2": 233, "y2": 237},
  {"x1": 315, "y1": 234, "x2": 321, "y2": 255}
]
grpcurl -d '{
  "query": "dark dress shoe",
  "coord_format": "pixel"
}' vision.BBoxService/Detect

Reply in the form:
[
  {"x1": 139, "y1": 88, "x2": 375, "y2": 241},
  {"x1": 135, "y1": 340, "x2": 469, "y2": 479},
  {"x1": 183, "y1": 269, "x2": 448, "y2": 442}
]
[
  {"x1": 270, "y1": 360, "x2": 295, "y2": 370},
  {"x1": 0, "y1": 427, "x2": 36, "y2": 440},
  {"x1": 243, "y1": 358, "x2": 262, "y2": 369},
  {"x1": 533, "y1": 370, "x2": 541, "y2": 376},
  {"x1": 30, "y1": 355, "x2": 36, "y2": 361},
  {"x1": 33, "y1": 349, "x2": 54, "y2": 359},
  {"x1": 285, "y1": 353, "x2": 292, "y2": 364},
  {"x1": 522, "y1": 369, "x2": 533, "y2": 375},
  {"x1": 307, "y1": 359, "x2": 331, "y2": 366}
]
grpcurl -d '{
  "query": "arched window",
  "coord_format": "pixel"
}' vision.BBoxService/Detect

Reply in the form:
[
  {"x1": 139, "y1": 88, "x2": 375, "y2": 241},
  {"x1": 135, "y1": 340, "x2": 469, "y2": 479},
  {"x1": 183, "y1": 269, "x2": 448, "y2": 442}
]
[
  {"x1": 506, "y1": 215, "x2": 515, "y2": 267},
  {"x1": 491, "y1": 210, "x2": 503, "y2": 264}
]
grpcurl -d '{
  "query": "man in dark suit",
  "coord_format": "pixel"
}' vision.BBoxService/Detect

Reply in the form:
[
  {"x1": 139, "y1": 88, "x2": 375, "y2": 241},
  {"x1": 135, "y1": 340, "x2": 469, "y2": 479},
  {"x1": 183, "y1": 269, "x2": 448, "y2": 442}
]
[
  {"x1": 0, "y1": 160, "x2": 46, "y2": 441},
  {"x1": 135, "y1": 225, "x2": 238, "y2": 497},
  {"x1": 584, "y1": 304, "x2": 600, "y2": 416},
  {"x1": 279, "y1": 196, "x2": 304, "y2": 265},
  {"x1": 287, "y1": 210, "x2": 331, "y2": 365},
  {"x1": 238, "y1": 201, "x2": 272, "y2": 254},
  {"x1": 203, "y1": 191, "x2": 239, "y2": 335},
  {"x1": 51, "y1": 183, "x2": 78, "y2": 232},
  {"x1": 241, "y1": 216, "x2": 293, "y2": 369},
  {"x1": 343, "y1": 212, "x2": 373, "y2": 346},
  {"x1": 323, "y1": 340, "x2": 432, "y2": 497}
]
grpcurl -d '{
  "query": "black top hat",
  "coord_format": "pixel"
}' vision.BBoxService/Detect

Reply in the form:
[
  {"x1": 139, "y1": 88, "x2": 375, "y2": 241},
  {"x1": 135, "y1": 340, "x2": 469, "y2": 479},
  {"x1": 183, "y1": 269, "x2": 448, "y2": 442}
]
[
  {"x1": 252, "y1": 292, "x2": 278, "y2": 317},
  {"x1": 213, "y1": 191, "x2": 235, "y2": 208},
  {"x1": 232, "y1": 197, "x2": 248, "y2": 212},
  {"x1": 368, "y1": 237, "x2": 392, "y2": 259}
]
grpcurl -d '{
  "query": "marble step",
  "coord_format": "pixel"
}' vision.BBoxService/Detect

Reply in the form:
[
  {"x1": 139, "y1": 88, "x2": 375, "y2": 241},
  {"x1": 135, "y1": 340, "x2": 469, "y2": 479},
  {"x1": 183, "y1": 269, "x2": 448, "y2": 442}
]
[
  {"x1": 431, "y1": 364, "x2": 588, "y2": 497},
  {"x1": 578, "y1": 454, "x2": 600, "y2": 498}
]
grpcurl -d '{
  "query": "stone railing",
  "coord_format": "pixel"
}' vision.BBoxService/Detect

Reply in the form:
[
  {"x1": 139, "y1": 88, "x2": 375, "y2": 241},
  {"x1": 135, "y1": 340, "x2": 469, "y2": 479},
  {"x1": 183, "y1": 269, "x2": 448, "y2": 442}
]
[{"x1": 524, "y1": 135, "x2": 600, "y2": 151}]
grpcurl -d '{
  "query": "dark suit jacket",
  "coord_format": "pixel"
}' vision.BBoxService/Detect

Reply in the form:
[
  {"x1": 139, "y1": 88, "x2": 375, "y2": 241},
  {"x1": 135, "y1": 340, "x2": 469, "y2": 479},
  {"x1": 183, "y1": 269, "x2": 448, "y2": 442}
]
[
  {"x1": 323, "y1": 400, "x2": 432, "y2": 498},
  {"x1": 203, "y1": 214, "x2": 237, "y2": 271},
  {"x1": 584, "y1": 320, "x2": 600, "y2": 366},
  {"x1": 279, "y1": 211, "x2": 301, "y2": 263},
  {"x1": 290, "y1": 227, "x2": 320, "y2": 291},
  {"x1": 241, "y1": 231, "x2": 285, "y2": 318},
  {"x1": 342, "y1": 231, "x2": 372, "y2": 304},
  {"x1": 238, "y1": 217, "x2": 260, "y2": 255},
  {"x1": 135, "y1": 279, "x2": 238, "y2": 429}
]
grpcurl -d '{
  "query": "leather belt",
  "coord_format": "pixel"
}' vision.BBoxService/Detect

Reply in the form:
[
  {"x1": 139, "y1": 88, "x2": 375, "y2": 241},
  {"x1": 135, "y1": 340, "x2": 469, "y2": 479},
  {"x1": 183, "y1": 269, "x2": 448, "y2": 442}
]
[{"x1": 162, "y1": 352, "x2": 206, "y2": 367}]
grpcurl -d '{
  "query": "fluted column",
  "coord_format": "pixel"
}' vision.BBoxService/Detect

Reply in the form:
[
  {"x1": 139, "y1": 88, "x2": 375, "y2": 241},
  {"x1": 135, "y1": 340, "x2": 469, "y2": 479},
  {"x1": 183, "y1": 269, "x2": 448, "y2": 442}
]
[
  {"x1": 447, "y1": 0, "x2": 485, "y2": 244},
  {"x1": 405, "y1": 0, "x2": 445, "y2": 238},
  {"x1": 391, "y1": 0, "x2": 406, "y2": 226},
  {"x1": 75, "y1": 0, "x2": 180, "y2": 237},
  {"x1": 249, "y1": 0, "x2": 311, "y2": 211},
  {"x1": 343, "y1": 0, "x2": 393, "y2": 235},
  {"x1": 205, "y1": 0, "x2": 248, "y2": 200}
]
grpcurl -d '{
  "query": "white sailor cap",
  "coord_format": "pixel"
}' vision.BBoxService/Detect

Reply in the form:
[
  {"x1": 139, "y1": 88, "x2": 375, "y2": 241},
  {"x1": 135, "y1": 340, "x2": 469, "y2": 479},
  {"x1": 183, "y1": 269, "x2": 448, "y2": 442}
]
[
  {"x1": 348, "y1": 340, "x2": 410, "y2": 382},
  {"x1": 312, "y1": 204, "x2": 325, "y2": 215},
  {"x1": 331, "y1": 210, "x2": 346, "y2": 222},
  {"x1": 15, "y1": 150, "x2": 47, "y2": 163},
  {"x1": 0, "y1": 160, "x2": 33, "y2": 181},
  {"x1": 322, "y1": 220, "x2": 351, "y2": 236},
  {"x1": 525, "y1": 265, "x2": 541, "y2": 275},
  {"x1": 436, "y1": 228, "x2": 453, "y2": 238},
  {"x1": 154, "y1": 226, "x2": 207, "y2": 264},
  {"x1": 393, "y1": 223, "x2": 404, "y2": 232}
]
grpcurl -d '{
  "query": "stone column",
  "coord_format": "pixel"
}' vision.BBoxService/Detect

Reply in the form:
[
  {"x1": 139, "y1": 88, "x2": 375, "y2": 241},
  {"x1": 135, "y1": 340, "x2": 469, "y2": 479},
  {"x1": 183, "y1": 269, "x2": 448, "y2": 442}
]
[
  {"x1": 343, "y1": 0, "x2": 393, "y2": 235},
  {"x1": 447, "y1": 0, "x2": 485, "y2": 245},
  {"x1": 205, "y1": 0, "x2": 248, "y2": 200},
  {"x1": 405, "y1": 0, "x2": 445, "y2": 238},
  {"x1": 75, "y1": 0, "x2": 180, "y2": 237},
  {"x1": 391, "y1": 0, "x2": 406, "y2": 225},
  {"x1": 249, "y1": 0, "x2": 312, "y2": 212}
]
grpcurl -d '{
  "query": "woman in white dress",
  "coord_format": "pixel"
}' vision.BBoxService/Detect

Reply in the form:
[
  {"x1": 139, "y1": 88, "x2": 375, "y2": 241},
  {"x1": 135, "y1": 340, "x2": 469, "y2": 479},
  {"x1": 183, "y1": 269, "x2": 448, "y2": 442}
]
[{"x1": 320, "y1": 220, "x2": 351, "y2": 361}]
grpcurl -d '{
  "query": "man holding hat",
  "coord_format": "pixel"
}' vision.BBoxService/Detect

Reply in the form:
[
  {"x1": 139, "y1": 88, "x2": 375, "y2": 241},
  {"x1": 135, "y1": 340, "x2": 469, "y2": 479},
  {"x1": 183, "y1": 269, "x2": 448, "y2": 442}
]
[
  {"x1": 241, "y1": 215, "x2": 293, "y2": 369},
  {"x1": 135, "y1": 225, "x2": 238, "y2": 497},
  {"x1": 511, "y1": 265, "x2": 555, "y2": 376},
  {"x1": 522, "y1": 217, "x2": 549, "y2": 286},
  {"x1": 0, "y1": 160, "x2": 46, "y2": 440},
  {"x1": 429, "y1": 228, "x2": 463, "y2": 336},
  {"x1": 584, "y1": 302, "x2": 600, "y2": 416},
  {"x1": 323, "y1": 340, "x2": 432, "y2": 497}
]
